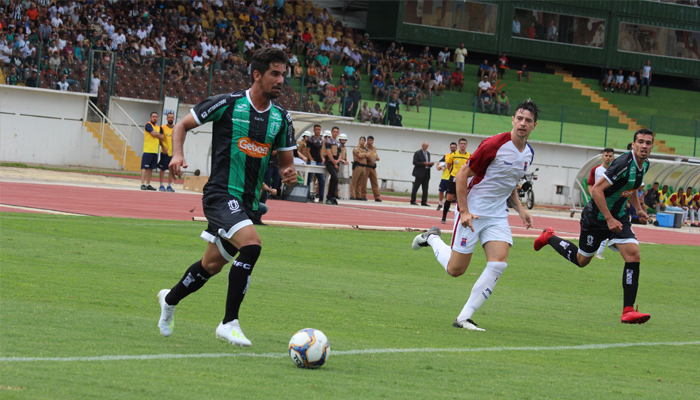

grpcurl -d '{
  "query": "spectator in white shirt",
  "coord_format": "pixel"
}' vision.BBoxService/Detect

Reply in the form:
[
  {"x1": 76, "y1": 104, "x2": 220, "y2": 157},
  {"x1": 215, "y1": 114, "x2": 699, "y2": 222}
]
[
  {"x1": 51, "y1": 13, "x2": 63, "y2": 28},
  {"x1": 90, "y1": 74, "x2": 101, "y2": 97},
  {"x1": 327, "y1": 36, "x2": 338, "y2": 46},
  {"x1": 200, "y1": 37, "x2": 212, "y2": 58},
  {"x1": 57, "y1": 33, "x2": 67, "y2": 50},
  {"x1": 137, "y1": 26, "x2": 149, "y2": 40},
  {"x1": 112, "y1": 29, "x2": 126, "y2": 50},
  {"x1": 56, "y1": 75, "x2": 70, "y2": 91}
]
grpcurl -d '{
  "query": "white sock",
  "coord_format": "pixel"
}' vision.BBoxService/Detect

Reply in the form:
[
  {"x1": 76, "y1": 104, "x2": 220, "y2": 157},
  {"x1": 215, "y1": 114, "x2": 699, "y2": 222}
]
[
  {"x1": 457, "y1": 262, "x2": 507, "y2": 322},
  {"x1": 428, "y1": 234, "x2": 451, "y2": 274},
  {"x1": 597, "y1": 239, "x2": 607, "y2": 255}
]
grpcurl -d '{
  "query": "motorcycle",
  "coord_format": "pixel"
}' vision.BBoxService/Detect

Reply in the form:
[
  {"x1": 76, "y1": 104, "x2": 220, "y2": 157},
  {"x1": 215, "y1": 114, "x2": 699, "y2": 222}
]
[{"x1": 508, "y1": 168, "x2": 538, "y2": 210}]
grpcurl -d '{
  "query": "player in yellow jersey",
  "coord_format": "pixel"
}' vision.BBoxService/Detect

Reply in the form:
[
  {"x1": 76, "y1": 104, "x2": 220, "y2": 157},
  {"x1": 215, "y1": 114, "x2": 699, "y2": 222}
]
[
  {"x1": 441, "y1": 138, "x2": 471, "y2": 224},
  {"x1": 158, "y1": 112, "x2": 176, "y2": 192},
  {"x1": 436, "y1": 142, "x2": 457, "y2": 211},
  {"x1": 141, "y1": 112, "x2": 164, "y2": 190}
]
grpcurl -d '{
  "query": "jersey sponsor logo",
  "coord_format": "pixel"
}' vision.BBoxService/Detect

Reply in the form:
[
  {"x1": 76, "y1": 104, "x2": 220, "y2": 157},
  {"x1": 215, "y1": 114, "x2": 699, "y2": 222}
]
[
  {"x1": 205, "y1": 98, "x2": 227, "y2": 117},
  {"x1": 235, "y1": 102, "x2": 248, "y2": 111},
  {"x1": 228, "y1": 199, "x2": 240, "y2": 213},
  {"x1": 232, "y1": 117, "x2": 250, "y2": 124},
  {"x1": 238, "y1": 137, "x2": 271, "y2": 158},
  {"x1": 254, "y1": 116, "x2": 264, "y2": 121},
  {"x1": 269, "y1": 111, "x2": 282, "y2": 121},
  {"x1": 621, "y1": 189, "x2": 635, "y2": 198},
  {"x1": 201, "y1": 111, "x2": 209, "y2": 119},
  {"x1": 503, "y1": 161, "x2": 513, "y2": 166}
]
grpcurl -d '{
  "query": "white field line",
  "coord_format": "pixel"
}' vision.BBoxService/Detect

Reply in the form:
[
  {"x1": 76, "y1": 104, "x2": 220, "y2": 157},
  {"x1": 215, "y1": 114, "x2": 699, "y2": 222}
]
[{"x1": 2, "y1": 341, "x2": 698, "y2": 363}]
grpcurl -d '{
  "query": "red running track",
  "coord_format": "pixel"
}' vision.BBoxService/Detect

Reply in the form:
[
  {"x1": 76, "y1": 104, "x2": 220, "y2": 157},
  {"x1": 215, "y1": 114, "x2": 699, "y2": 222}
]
[{"x1": 1, "y1": 181, "x2": 697, "y2": 246}]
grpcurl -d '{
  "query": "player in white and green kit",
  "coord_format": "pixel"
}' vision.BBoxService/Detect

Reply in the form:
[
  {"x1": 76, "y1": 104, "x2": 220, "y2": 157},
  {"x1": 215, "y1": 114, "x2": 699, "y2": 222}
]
[
  {"x1": 535, "y1": 129, "x2": 655, "y2": 324},
  {"x1": 156, "y1": 48, "x2": 297, "y2": 346}
]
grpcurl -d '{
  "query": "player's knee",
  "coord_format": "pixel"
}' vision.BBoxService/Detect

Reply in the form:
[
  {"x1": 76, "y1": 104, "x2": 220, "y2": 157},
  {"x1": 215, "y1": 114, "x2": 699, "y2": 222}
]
[
  {"x1": 238, "y1": 244, "x2": 262, "y2": 262},
  {"x1": 486, "y1": 261, "x2": 507, "y2": 275},
  {"x1": 202, "y1": 259, "x2": 226, "y2": 275},
  {"x1": 578, "y1": 255, "x2": 591, "y2": 268}
]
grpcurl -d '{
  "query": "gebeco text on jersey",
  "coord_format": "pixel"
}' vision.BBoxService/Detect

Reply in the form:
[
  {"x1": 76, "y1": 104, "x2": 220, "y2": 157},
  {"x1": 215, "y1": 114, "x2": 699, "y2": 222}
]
[{"x1": 238, "y1": 137, "x2": 270, "y2": 158}]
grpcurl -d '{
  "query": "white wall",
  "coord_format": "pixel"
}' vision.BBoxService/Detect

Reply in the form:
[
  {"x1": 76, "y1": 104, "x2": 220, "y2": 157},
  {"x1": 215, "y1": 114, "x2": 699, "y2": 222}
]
[
  {"x1": 0, "y1": 86, "x2": 121, "y2": 169},
  {"x1": 97, "y1": 96, "x2": 691, "y2": 205}
]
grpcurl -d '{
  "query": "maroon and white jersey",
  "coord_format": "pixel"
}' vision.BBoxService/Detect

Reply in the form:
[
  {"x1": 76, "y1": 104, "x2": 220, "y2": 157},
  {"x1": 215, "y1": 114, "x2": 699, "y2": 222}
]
[
  {"x1": 587, "y1": 164, "x2": 606, "y2": 186},
  {"x1": 466, "y1": 131, "x2": 534, "y2": 217}
]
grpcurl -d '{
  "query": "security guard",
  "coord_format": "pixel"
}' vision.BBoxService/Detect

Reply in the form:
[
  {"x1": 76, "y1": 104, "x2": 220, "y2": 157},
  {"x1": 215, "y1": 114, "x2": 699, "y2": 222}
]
[
  {"x1": 297, "y1": 131, "x2": 311, "y2": 163},
  {"x1": 363, "y1": 135, "x2": 382, "y2": 202},
  {"x1": 350, "y1": 136, "x2": 368, "y2": 200}
]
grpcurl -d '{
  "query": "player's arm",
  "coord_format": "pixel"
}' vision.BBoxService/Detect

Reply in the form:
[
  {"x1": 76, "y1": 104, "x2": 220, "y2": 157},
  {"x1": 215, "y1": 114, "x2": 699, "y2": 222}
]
[
  {"x1": 509, "y1": 189, "x2": 533, "y2": 229},
  {"x1": 145, "y1": 124, "x2": 165, "y2": 140},
  {"x1": 455, "y1": 165, "x2": 477, "y2": 231},
  {"x1": 278, "y1": 150, "x2": 297, "y2": 185},
  {"x1": 628, "y1": 191, "x2": 649, "y2": 223},
  {"x1": 590, "y1": 176, "x2": 622, "y2": 233},
  {"x1": 169, "y1": 113, "x2": 198, "y2": 178}
]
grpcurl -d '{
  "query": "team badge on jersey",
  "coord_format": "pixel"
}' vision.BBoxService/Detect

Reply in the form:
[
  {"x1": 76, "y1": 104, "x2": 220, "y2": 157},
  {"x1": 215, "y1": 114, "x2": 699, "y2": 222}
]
[
  {"x1": 228, "y1": 199, "x2": 240, "y2": 213},
  {"x1": 461, "y1": 238, "x2": 467, "y2": 246}
]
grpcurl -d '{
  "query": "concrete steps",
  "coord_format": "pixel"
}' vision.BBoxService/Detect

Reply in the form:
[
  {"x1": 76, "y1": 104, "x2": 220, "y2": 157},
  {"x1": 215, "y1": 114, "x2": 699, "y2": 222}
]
[{"x1": 85, "y1": 121, "x2": 142, "y2": 171}]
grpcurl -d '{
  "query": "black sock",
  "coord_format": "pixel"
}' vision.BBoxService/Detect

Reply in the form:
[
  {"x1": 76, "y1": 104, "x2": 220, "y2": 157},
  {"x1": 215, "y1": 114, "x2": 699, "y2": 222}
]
[
  {"x1": 442, "y1": 201, "x2": 451, "y2": 220},
  {"x1": 165, "y1": 260, "x2": 213, "y2": 306},
  {"x1": 222, "y1": 245, "x2": 261, "y2": 324},
  {"x1": 548, "y1": 236, "x2": 581, "y2": 267},
  {"x1": 622, "y1": 262, "x2": 640, "y2": 308}
]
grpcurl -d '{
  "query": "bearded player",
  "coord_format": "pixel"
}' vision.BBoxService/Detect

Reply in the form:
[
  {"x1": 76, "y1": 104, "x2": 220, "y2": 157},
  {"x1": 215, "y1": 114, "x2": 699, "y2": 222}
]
[
  {"x1": 535, "y1": 129, "x2": 655, "y2": 324},
  {"x1": 412, "y1": 100, "x2": 537, "y2": 331},
  {"x1": 156, "y1": 48, "x2": 297, "y2": 346}
]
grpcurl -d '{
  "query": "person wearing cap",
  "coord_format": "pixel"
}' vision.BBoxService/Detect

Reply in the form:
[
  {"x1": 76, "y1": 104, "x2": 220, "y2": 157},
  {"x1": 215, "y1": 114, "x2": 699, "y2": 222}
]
[
  {"x1": 363, "y1": 136, "x2": 382, "y2": 202},
  {"x1": 350, "y1": 136, "x2": 368, "y2": 200},
  {"x1": 296, "y1": 131, "x2": 311, "y2": 163}
]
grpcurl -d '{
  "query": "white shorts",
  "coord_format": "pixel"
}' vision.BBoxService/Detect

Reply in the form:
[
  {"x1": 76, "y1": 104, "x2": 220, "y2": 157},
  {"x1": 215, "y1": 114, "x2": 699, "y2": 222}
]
[{"x1": 450, "y1": 211, "x2": 513, "y2": 254}]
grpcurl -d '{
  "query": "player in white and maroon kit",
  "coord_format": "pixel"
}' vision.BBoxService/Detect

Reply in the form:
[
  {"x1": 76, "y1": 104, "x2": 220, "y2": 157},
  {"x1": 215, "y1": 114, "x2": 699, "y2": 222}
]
[
  {"x1": 587, "y1": 148, "x2": 615, "y2": 259},
  {"x1": 412, "y1": 100, "x2": 539, "y2": 331}
]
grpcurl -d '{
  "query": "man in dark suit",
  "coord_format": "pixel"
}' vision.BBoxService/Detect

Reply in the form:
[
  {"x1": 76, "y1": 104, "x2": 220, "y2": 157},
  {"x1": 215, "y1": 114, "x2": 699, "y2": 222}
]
[{"x1": 411, "y1": 141, "x2": 434, "y2": 206}]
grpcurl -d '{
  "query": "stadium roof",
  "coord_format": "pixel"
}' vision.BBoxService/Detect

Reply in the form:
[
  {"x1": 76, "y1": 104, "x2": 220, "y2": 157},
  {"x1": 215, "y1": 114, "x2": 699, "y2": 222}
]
[{"x1": 290, "y1": 112, "x2": 354, "y2": 138}]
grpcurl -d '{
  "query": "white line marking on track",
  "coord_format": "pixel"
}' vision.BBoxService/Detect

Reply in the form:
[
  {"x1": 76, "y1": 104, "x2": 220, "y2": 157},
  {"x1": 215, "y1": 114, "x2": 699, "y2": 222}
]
[{"x1": 2, "y1": 341, "x2": 698, "y2": 363}]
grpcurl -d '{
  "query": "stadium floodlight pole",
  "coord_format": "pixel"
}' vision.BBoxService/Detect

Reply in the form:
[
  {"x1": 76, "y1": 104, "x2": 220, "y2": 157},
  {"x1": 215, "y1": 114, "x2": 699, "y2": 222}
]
[
  {"x1": 694, "y1": 121, "x2": 698, "y2": 157},
  {"x1": 471, "y1": 95, "x2": 476, "y2": 134},
  {"x1": 560, "y1": 106, "x2": 565, "y2": 143},
  {"x1": 604, "y1": 110, "x2": 610, "y2": 147}
]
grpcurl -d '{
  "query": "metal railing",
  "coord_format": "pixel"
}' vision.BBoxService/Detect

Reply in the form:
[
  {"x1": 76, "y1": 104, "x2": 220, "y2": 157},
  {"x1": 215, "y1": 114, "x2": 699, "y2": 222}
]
[
  {"x1": 86, "y1": 100, "x2": 129, "y2": 167},
  {"x1": 110, "y1": 101, "x2": 143, "y2": 155}
]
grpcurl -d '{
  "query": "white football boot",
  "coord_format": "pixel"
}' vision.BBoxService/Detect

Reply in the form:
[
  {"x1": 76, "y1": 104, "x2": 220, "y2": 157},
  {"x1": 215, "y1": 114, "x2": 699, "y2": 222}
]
[
  {"x1": 412, "y1": 226, "x2": 441, "y2": 250},
  {"x1": 453, "y1": 318, "x2": 486, "y2": 332},
  {"x1": 216, "y1": 319, "x2": 252, "y2": 347},
  {"x1": 157, "y1": 289, "x2": 176, "y2": 337}
]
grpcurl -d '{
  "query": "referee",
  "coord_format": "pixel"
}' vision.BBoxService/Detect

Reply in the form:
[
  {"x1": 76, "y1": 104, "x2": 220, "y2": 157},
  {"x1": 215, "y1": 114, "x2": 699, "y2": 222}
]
[{"x1": 156, "y1": 48, "x2": 297, "y2": 346}]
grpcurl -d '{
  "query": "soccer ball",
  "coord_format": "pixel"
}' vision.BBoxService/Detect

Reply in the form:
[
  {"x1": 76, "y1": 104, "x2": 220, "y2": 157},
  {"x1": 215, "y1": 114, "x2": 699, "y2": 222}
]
[
  {"x1": 288, "y1": 328, "x2": 330, "y2": 368},
  {"x1": 438, "y1": 161, "x2": 446, "y2": 169}
]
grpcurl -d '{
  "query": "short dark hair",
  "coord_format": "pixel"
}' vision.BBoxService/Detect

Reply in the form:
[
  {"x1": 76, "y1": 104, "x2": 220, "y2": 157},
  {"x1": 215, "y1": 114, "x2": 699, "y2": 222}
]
[
  {"x1": 633, "y1": 128, "x2": 655, "y2": 143},
  {"x1": 166, "y1": 112, "x2": 174, "y2": 117},
  {"x1": 151, "y1": 111, "x2": 158, "y2": 116},
  {"x1": 653, "y1": 182, "x2": 659, "y2": 186},
  {"x1": 250, "y1": 48, "x2": 288, "y2": 83},
  {"x1": 459, "y1": 138, "x2": 467, "y2": 144},
  {"x1": 626, "y1": 143, "x2": 633, "y2": 150},
  {"x1": 331, "y1": 126, "x2": 339, "y2": 132},
  {"x1": 313, "y1": 124, "x2": 321, "y2": 129},
  {"x1": 603, "y1": 148, "x2": 614, "y2": 153},
  {"x1": 662, "y1": 185, "x2": 668, "y2": 189},
  {"x1": 450, "y1": 142, "x2": 457, "y2": 147},
  {"x1": 367, "y1": 135, "x2": 374, "y2": 140},
  {"x1": 514, "y1": 99, "x2": 539, "y2": 122}
]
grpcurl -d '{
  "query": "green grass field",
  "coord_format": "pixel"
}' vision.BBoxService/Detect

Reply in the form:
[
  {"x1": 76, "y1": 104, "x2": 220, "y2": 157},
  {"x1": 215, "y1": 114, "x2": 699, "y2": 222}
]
[
  {"x1": 300, "y1": 59, "x2": 699, "y2": 156},
  {"x1": 2, "y1": 213, "x2": 699, "y2": 399}
]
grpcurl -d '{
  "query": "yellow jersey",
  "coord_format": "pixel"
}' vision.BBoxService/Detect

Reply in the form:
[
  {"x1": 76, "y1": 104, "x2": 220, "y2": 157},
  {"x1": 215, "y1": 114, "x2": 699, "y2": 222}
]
[
  {"x1": 445, "y1": 150, "x2": 471, "y2": 178},
  {"x1": 143, "y1": 122, "x2": 161, "y2": 154},
  {"x1": 161, "y1": 124, "x2": 174, "y2": 156},
  {"x1": 658, "y1": 190, "x2": 669, "y2": 205},
  {"x1": 440, "y1": 154, "x2": 451, "y2": 180}
]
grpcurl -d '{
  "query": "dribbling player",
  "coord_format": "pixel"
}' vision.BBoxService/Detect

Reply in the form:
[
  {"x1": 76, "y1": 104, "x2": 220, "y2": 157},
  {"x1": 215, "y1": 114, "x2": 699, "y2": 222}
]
[
  {"x1": 412, "y1": 100, "x2": 538, "y2": 331},
  {"x1": 156, "y1": 48, "x2": 297, "y2": 346},
  {"x1": 535, "y1": 129, "x2": 655, "y2": 324}
]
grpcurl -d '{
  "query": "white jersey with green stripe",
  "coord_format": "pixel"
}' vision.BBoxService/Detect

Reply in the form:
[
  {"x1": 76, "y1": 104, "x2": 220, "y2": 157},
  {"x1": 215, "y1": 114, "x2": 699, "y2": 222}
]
[{"x1": 190, "y1": 89, "x2": 296, "y2": 211}]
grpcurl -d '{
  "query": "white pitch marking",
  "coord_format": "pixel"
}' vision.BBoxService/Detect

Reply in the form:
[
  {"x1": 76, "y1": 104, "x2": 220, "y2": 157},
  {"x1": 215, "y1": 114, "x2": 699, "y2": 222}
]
[{"x1": 2, "y1": 341, "x2": 698, "y2": 363}]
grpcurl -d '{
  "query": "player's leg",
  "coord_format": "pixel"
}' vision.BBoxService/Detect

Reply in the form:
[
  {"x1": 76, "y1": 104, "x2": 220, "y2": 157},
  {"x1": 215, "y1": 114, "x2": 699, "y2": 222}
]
[
  {"x1": 534, "y1": 226, "x2": 597, "y2": 268},
  {"x1": 159, "y1": 238, "x2": 233, "y2": 338},
  {"x1": 413, "y1": 210, "x2": 476, "y2": 277},
  {"x1": 454, "y1": 219, "x2": 511, "y2": 331},
  {"x1": 616, "y1": 242, "x2": 650, "y2": 323}
]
